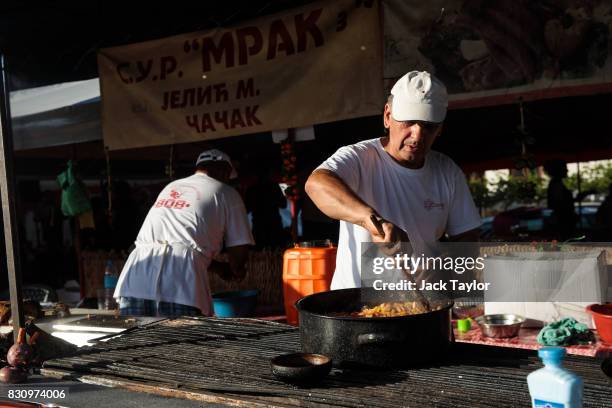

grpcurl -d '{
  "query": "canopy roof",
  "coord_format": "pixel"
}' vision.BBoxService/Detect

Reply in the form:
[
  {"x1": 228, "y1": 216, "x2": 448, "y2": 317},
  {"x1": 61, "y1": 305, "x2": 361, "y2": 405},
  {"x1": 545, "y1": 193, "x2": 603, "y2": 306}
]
[{"x1": 10, "y1": 79, "x2": 101, "y2": 150}]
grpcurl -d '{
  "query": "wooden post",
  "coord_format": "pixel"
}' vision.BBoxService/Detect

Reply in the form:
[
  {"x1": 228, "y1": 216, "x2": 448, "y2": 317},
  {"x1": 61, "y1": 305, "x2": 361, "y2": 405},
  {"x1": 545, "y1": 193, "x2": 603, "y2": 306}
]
[
  {"x1": 74, "y1": 217, "x2": 86, "y2": 299},
  {"x1": 0, "y1": 54, "x2": 24, "y2": 340},
  {"x1": 105, "y1": 146, "x2": 112, "y2": 227},
  {"x1": 576, "y1": 160, "x2": 583, "y2": 231}
]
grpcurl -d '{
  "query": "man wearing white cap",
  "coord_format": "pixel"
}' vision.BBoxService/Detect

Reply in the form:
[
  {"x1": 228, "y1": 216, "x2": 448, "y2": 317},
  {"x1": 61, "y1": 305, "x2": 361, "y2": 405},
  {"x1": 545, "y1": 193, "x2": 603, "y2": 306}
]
[
  {"x1": 305, "y1": 71, "x2": 481, "y2": 289},
  {"x1": 115, "y1": 149, "x2": 254, "y2": 316}
]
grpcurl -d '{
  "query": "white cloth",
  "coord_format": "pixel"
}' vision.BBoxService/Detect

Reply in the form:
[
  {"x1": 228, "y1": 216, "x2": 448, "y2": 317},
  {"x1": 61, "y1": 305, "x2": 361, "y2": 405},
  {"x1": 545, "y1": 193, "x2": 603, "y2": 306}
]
[
  {"x1": 317, "y1": 138, "x2": 481, "y2": 289},
  {"x1": 114, "y1": 173, "x2": 254, "y2": 315}
]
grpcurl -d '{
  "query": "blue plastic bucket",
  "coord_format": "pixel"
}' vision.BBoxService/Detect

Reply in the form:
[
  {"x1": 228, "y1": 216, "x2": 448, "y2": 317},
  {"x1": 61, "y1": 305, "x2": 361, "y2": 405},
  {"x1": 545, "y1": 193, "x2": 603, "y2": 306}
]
[{"x1": 212, "y1": 290, "x2": 259, "y2": 317}]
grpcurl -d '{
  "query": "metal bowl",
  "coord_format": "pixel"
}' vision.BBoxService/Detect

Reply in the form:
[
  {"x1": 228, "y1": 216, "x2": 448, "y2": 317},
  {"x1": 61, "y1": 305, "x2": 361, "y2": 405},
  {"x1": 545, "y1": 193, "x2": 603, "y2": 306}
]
[{"x1": 475, "y1": 314, "x2": 525, "y2": 338}]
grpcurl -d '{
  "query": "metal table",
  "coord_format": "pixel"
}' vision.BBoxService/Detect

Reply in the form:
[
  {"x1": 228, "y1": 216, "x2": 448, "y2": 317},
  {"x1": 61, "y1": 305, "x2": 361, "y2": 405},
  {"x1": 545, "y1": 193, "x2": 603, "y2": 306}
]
[{"x1": 39, "y1": 317, "x2": 612, "y2": 407}]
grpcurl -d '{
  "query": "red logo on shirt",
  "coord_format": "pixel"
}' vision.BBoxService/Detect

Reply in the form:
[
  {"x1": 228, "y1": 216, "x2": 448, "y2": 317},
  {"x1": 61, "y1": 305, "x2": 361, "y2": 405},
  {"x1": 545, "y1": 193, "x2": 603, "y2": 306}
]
[
  {"x1": 154, "y1": 199, "x2": 190, "y2": 209},
  {"x1": 169, "y1": 190, "x2": 182, "y2": 199},
  {"x1": 424, "y1": 199, "x2": 444, "y2": 211}
]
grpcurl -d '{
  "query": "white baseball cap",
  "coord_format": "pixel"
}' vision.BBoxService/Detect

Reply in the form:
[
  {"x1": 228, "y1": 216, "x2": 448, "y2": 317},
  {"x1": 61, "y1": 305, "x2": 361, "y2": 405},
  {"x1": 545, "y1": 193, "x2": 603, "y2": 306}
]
[
  {"x1": 390, "y1": 71, "x2": 448, "y2": 123},
  {"x1": 195, "y1": 149, "x2": 237, "y2": 178}
]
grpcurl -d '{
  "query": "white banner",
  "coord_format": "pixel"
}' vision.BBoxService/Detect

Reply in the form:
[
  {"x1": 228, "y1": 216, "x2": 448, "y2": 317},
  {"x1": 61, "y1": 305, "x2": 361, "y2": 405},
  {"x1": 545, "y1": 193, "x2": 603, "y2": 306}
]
[{"x1": 98, "y1": 0, "x2": 383, "y2": 150}]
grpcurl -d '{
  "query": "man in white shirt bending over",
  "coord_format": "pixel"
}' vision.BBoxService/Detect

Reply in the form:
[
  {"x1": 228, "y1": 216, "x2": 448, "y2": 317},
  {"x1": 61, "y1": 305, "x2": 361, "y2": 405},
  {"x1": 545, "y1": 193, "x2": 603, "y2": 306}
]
[
  {"x1": 305, "y1": 71, "x2": 481, "y2": 290},
  {"x1": 115, "y1": 149, "x2": 254, "y2": 317}
]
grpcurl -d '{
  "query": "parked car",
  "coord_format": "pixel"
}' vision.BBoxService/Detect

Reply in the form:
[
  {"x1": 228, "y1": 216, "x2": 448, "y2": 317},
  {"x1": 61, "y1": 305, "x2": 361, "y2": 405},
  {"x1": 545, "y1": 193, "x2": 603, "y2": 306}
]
[
  {"x1": 489, "y1": 204, "x2": 600, "y2": 241},
  {"x1": 480, "y1": 216, "x2": 494, "y2": 240}
]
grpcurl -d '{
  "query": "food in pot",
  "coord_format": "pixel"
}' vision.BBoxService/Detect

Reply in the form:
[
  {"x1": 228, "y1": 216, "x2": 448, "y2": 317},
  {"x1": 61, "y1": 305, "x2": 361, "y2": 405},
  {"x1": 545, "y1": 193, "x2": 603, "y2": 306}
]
[{"x1": 350, "y1": 301, "x2": 442, "y2": 318}]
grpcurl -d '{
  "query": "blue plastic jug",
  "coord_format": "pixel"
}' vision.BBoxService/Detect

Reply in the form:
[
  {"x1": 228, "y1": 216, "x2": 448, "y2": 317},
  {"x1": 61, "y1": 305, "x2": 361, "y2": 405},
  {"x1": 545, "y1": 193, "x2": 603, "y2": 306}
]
[{"x1": 527, "y1": 347, "x2": 583, "y2": 408}]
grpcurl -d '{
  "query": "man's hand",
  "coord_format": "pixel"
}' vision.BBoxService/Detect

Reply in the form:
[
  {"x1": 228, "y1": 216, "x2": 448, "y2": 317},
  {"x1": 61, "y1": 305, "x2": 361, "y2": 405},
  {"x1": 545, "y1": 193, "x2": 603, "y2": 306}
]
[
  {"x1": 366, "y1": 214, "x2": 408, "y2": 242},
  {"x1": 226, "y1": 244, "x2": 250, "y2": 281},
  {"x1": 209, "y1": 260, "x2": 233, "y2": 281},
  {"x1": 365, "y1": 214, "x2": 409, "y2": 255},
  {"x1": 209, "y1": 245, "x2": 250, "y2": 282}
]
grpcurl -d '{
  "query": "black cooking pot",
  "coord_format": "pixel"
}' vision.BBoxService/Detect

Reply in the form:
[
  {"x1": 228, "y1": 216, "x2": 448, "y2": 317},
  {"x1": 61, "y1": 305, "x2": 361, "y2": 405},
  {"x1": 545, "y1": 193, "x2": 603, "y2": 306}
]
[{"x1": 296, "y1": 288, "x2": 454, "y2": 368}]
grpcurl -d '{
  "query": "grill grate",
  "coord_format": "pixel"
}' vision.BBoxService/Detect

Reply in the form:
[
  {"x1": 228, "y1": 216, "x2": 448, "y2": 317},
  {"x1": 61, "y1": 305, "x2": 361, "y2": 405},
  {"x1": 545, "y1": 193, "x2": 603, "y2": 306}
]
[{"x1": 42, "y1": 317, "x2": 612, "y2": 407}]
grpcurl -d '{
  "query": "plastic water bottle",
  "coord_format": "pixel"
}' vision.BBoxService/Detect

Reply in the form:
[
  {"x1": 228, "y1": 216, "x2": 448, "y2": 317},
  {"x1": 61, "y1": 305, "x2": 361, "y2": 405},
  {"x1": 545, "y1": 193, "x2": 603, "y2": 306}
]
[
  {"x1": 527, "y1": 347, "x2": 583, "y2": 408},
  {"x1": 103, "y1": 260, "x2": 119, "y2": 290}
]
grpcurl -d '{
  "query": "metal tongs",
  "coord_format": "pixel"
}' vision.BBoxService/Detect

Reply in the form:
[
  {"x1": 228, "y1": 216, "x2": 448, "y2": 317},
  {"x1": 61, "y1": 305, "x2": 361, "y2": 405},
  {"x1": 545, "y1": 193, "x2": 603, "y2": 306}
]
[{"x1": 369, "y1": 215, "x2": 432, "y2": 312}]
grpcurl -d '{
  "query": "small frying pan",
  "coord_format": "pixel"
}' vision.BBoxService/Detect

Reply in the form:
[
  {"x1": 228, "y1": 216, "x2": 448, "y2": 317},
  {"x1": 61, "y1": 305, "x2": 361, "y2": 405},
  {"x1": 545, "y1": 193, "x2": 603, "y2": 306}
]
[{"x1": 270, "y1": 353, "x2": 332, "y2": 383}]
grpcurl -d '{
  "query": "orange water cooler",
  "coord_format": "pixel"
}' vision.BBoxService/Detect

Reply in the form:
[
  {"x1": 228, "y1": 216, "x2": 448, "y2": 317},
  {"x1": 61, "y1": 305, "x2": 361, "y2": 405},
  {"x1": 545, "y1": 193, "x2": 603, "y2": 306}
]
[{"x1": 282, "y1": 240, "x2": 337, "y2": 325}]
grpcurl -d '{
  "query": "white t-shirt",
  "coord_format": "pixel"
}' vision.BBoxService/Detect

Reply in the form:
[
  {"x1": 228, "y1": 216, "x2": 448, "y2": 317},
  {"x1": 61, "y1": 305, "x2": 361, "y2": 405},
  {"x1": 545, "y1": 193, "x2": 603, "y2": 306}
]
[
  {"x1": 114, "y1": 173, "x2": 254, "y2": 315},
  {"x1": 317, "y1": 138, "x2": 481, "y2": 289}
]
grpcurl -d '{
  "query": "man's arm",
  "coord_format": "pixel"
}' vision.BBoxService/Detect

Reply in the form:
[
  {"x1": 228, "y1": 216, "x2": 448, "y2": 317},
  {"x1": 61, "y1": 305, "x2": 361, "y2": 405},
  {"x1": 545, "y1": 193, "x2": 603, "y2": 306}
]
[
  {"x1": 305, "y1": 169, "x2": 372, "y2": 225},
  {"x1": 226, "y1": 244, "x2": 250, "y2": 280},
  {"x1": 208, "y1": 259, "x2": 231, "y2": 281},
  {"x1": 209, "y1": 245, "x2": 250, "y2": 281},
  {"x1": 305, "y1": 169, "x2": 403, "y2": 243}
]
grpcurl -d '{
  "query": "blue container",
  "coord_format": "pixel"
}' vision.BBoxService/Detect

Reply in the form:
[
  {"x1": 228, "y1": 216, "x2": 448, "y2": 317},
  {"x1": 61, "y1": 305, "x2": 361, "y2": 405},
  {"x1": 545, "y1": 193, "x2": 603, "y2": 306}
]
[
  {"x1": 527, "y1": 347, "x2": 583, "y2": 408},
  {"x1": 212, "y1": 290, "x2": 259, "y2": 317}
]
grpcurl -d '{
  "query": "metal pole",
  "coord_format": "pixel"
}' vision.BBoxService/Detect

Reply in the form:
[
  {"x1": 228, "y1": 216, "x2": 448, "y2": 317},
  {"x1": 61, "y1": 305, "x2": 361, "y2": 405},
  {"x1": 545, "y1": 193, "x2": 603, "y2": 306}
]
[
  {"x1": 287, "y1": 128, "x2": 298, "y2": 242},
  {"x1": 0, "y1": 54, "x2": 24, "y2": 339},
  {"x1": 576, "y1": 160, "x2": 583, "y2": 231}
]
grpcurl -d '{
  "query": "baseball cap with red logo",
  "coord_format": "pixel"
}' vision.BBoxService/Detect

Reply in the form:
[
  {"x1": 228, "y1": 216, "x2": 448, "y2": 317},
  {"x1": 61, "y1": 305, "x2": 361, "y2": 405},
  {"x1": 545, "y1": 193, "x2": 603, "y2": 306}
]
[{"x1": 195, "y1": 149, "x2": 237, "y2": 179}]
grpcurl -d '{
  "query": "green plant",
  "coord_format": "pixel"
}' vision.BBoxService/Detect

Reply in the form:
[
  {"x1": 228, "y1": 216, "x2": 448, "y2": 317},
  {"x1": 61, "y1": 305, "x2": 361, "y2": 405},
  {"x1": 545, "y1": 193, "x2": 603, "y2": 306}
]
[
  {"x1": 494, "y1": 172, "x2": 546, "y2": 209},
  {"x1": 471, "y1": 171, "x2": 548, "y2": 212},
  {"x1": 565, "y1": 162, "x2": 612, "y2": 194},
  {"x1": 468, "y1": 178, "x2": 489, "y2": 211}
]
